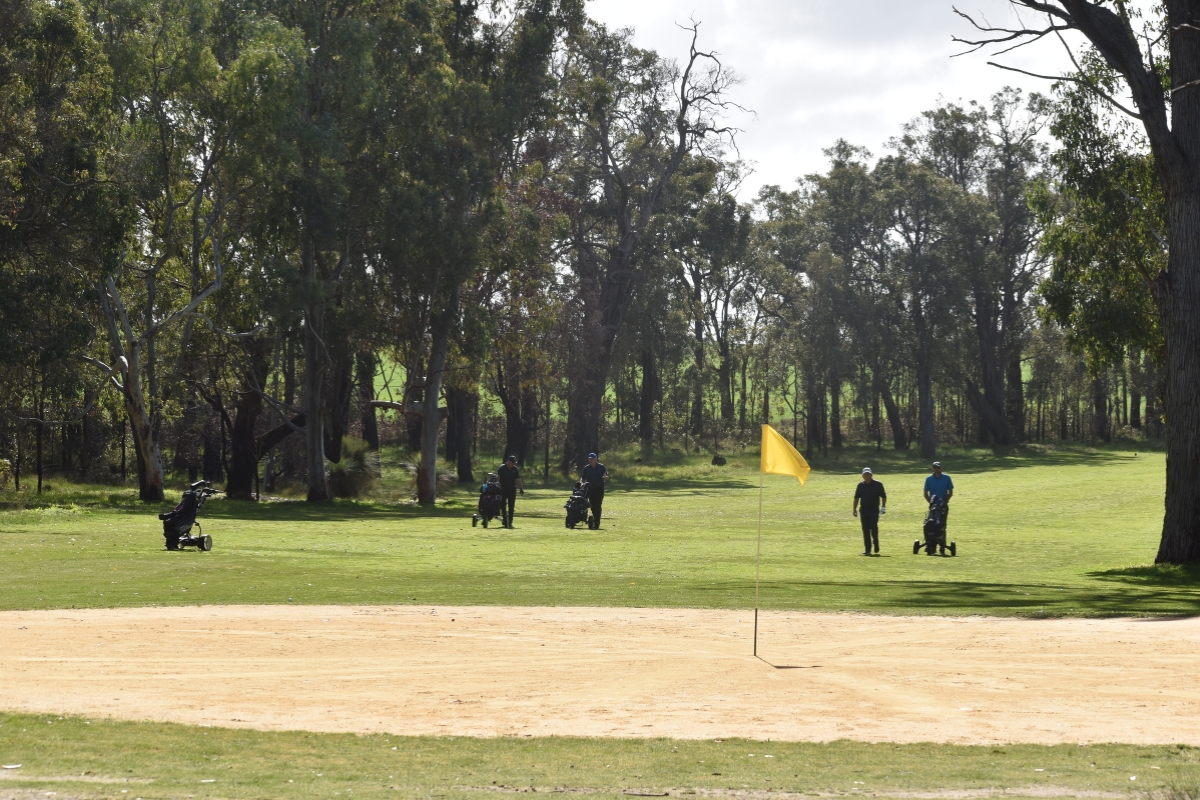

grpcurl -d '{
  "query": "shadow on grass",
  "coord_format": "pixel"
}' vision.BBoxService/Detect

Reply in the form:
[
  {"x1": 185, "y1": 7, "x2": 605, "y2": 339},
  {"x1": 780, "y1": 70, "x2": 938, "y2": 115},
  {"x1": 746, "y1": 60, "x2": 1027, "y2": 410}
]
[
  {"x1": 737, "y1": 577, "x2": 1200, "y2": 616},
  {"x1": 200, "y1": 498, "x2": 470, "y2": 523},
  {"x1": 1088, "y1": 563, "x2": 1200, "y2": 587}
]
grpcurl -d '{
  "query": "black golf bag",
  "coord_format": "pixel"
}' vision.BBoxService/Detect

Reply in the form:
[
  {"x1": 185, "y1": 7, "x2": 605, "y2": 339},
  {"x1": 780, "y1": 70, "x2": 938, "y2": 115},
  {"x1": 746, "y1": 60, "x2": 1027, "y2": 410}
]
[
  {"x1": 913, "y1": 495, "x2": 956, "y2": 556},
  {"x1": 473, "y1": 481, "x2": 504, "y2": 528},
  {"x1": 564, "y1": 481, "x2": 591, "y2": 529},
  {"x1": 159, "y1": 480, "x2": 221, "y2": 551}
]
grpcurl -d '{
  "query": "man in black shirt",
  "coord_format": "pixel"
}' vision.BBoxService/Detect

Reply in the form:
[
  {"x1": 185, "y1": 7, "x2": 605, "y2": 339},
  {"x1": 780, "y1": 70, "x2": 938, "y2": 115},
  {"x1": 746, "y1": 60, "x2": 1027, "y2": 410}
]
[
  {"x1": 496, "y1": 456, "x2": 524, "y2": 529},
  {"x1": 852, "y1": 467, "x2": 887, "y2": 555},
  {"x1": 579, "y1": 452, "x2": 609, "y2": 529}
]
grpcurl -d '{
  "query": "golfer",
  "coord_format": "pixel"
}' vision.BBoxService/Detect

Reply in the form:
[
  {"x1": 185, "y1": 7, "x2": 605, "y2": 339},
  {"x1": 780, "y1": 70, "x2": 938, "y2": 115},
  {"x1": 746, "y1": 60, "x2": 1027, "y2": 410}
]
[
  {"x1": 852, "y1": 467, "x2": 887, "y2": 555},
  {"x1": 496, "y1": 455, "x2": 524, "y2": 529},
  {"x1": 580, "y1": 452, "x2": 609, "y2": 529},
  {"x1": 923, "y1": 461, "x2": 954, "y2": 525}
]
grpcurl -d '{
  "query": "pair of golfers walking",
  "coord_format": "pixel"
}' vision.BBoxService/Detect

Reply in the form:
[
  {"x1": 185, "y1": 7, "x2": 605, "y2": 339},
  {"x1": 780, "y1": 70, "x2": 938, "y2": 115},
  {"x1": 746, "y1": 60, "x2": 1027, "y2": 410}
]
[
  {"x1": 491, "y1": 453, "x2": 610, "y2": 530},
  {"x1": 852, "y1": 462, "x2": 954, "y2": 555}
]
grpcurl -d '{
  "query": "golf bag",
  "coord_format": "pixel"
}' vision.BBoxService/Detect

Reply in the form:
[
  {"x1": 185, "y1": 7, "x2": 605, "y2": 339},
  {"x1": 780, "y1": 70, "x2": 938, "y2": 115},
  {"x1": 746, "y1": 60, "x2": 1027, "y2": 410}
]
[
  {"x1": 913, "y1": 495, "x2": 956, "y2": 556},
  {"x1": 473, "y1": 480, "x2": 504, "y2": 528},
  {"x1": 159, "y1": 480, "x2": 221, "y2": 551},
  {"x1": 564, "y1": 481, "x2": 591, "y2": 529}
]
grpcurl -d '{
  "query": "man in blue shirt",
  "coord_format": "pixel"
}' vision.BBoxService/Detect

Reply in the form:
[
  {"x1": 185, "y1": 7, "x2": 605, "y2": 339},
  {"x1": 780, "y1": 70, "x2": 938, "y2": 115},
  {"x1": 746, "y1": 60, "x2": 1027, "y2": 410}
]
[{"x1": 923, "y1": 461, "x2": 954, "y2": 526}]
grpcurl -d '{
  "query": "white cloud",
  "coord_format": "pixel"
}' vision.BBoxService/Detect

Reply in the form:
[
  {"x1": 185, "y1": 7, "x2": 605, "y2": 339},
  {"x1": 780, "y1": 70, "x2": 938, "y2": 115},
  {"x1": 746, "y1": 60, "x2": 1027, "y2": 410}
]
[{"x1": 586, "y1": 0, "x2": 1090, "y2": 198}]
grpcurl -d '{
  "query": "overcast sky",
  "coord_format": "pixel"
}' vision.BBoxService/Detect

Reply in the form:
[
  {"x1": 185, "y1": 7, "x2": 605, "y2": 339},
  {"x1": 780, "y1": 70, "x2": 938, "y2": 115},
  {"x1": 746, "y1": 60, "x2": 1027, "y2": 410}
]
[{"x1": 586, "y1": 0, "x2": 1083, "y2": 199}]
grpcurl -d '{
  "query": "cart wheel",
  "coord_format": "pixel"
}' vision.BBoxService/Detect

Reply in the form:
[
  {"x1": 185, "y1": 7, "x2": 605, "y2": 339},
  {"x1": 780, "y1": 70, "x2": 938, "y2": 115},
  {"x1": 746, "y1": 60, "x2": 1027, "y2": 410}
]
[
  {"x1": 913, "y1": 540, "x2": 921, "y2": 555},
  {"x1": 472, "y1": 515, "x2": 478, "y2": 527},
  {"x1": 950, "y1": 541, "x2": 957, "y2": 557},
  {"x1": 200, "y1": 535, "x2": 213, "y2": 552}
]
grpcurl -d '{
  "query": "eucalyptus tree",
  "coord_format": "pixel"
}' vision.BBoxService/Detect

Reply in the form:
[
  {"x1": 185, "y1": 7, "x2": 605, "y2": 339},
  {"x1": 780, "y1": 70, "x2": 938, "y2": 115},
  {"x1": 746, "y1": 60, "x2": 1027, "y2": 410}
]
[
  {"x1": 872, "y1": 155, "x2": 982, "y2": 459},
  {"x1": 0, "y1": 0, "x2": 120, "y2": 486},
  {"x1": 956, "y1": 0, "x2": 1200, "y2": 563},
  {"x1": 899, "y1": 92, "x2": 1048, "y2": 445},
  {"x1": 554, "y1": 21, "x2": 740, "y2": 472},
  {"x1": 80, "y1": 0, "x2": 298, "y2": 501},
  {"x1": 365, "y1": 0, "x2": 579, "y2": 503}
]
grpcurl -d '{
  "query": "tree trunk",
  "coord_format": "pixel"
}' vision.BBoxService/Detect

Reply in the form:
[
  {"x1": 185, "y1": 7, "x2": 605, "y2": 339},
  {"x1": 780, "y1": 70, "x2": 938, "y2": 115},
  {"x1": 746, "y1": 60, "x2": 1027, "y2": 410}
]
[
  {"x1": 225, "y1": 391, "x2": 262, "y2": 500},
  {"x1": 1006, "y1": 354, "x2": 1025, "y2": 442},
  {"x1": 880, "y1": 381, "x2": 908, "y2": 450},
  {"x1": 124, "y1": 374, "x2": 165, "y2": 502},
  {"x1": 323, "y1": 349, "x2": 353, "y2": 463},
  {"x1": 639, "y1": 346, "x2": 657, "y2": 450},
  {"x1": 829, "y1": 370, "x2": 843, "y2": 448},
  {"x1": 1131, "y1": 390, "x2": 1142, "y2": 429},
  {"x1": 1093, "y1": 375, "x2": 1110, "y2": 442},
  {"x1": 358, "y1": 350, "x2": 379, "y2": 450},
  {"x1": 916, "y1": 358, "x2": 936, "y2": 459},
  {"x1": 717, "y1": 340, "x2": 734, "y2": 422},
  {"x1": 1155, "y1": 204, "x2": 1200, "y2": 560},
  {"x1": 561, "y1": 309, "x2": 612, "y2": 473},
  {"x1": 418, "y1": 287, "x2": 456, "y2": 504},
  {"x1": 495, "y1": 361, "x2": 528, "y2": 465},
  {"x1": 971, "y1": 300, "x2": 1014, "y2": 445},
  {"x1": 690, "y1": 309, "x2": 705, "y2": 437},
  {"x1": 445, "y1": 387, "x2": 474, "y2": 483},
  {"x1": 302, "y1": 240, "x2": 330, "y2": 502}
]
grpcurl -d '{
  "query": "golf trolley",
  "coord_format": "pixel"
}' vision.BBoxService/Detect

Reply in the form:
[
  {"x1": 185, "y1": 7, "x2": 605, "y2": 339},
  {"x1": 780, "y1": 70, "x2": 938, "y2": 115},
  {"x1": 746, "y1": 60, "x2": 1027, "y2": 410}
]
[
  {"x1": 160, "y1": 480, "x2": 222, "y2": 551},
  {"x1": 913, "y1": 495, "x2": 956, "y2": 557},
  {"x1": 564, "y1": 481, "x2": 591, "y2": 529},
  {"x1": 473, "y1": 478, "x2": 504, "y2": 528}
]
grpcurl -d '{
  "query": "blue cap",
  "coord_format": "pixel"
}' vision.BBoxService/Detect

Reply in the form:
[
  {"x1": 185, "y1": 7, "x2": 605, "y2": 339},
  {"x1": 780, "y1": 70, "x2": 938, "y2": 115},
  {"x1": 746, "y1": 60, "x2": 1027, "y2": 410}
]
[{"x1": 587, "y1": 452, "x2": 598, "y2": 459}]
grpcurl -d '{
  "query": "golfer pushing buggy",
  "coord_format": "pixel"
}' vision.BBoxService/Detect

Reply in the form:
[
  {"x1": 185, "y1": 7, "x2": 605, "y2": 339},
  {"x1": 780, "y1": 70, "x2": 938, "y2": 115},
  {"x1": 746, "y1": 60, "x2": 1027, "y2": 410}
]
[
  {"x1": 913, "y1": 495, "x2": 957, "y2": 556},
  {"x1": 160, "y1": 480, "x2": 222, "y2": 551}
]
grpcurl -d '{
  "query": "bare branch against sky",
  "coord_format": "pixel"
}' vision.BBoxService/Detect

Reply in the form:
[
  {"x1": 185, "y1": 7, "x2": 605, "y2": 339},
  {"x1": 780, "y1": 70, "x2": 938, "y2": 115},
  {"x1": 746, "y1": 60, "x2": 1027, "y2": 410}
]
[{"x1": 587, "y1": 0, "x2": 1091, "y2": 198}]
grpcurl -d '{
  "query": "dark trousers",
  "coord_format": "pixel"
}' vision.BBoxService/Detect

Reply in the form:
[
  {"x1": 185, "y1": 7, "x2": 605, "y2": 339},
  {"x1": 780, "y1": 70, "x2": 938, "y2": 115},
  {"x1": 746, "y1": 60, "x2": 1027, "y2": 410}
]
[
  {"x1": 502, "y1": 489, "x2": 516, "y2": 525},
  {"x1": 861, "y1": 511, "x2": 880, "y2": 553},
  {"x1": 588, "y1": 490, "x2": 604, "y2": 528}
]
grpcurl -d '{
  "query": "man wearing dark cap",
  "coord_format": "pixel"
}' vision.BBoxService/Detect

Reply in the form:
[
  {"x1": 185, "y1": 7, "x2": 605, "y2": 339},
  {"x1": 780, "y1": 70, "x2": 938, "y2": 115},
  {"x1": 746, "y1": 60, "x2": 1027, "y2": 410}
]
[
  {"x1": 852, "y1": 467, "x2": 887, "y2": 556},
  {"x1": 579, "y1": 453, "x2": 609, "y2": 529},
  {"x1": 496, "y1": 455, "x2": 524, "y2": 529}
]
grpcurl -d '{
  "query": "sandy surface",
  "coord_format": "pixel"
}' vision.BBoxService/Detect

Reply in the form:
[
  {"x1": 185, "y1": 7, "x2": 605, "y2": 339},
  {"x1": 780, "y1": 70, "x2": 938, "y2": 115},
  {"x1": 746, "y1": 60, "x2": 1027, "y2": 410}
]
[{"x1": 0, "y1": 605, "x2": 1197, "y2": 744}]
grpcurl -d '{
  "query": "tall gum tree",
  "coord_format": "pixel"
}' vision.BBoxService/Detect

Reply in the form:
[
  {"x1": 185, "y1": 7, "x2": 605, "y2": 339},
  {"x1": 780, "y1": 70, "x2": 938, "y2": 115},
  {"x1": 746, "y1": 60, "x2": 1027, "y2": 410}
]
[
  {"x1": 958, "y1": 1, "x2": 1200, "y2": 563},
  {"x1": 556, "y1": 21, "x2": 740, "y2": 472}
]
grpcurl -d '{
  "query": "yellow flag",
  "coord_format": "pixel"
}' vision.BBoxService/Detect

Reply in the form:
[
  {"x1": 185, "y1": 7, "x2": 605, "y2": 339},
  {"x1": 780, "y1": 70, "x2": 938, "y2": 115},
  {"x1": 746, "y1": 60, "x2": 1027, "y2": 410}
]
[{"x1": 761, "y1": 424, "x2": 811, "y2": 486}]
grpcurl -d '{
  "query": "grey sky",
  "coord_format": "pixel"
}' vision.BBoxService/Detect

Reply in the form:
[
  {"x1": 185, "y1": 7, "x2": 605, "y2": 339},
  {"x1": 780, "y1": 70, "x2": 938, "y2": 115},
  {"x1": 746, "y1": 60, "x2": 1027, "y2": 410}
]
[{"x1": 586, "y1": 0, "x2": 1083, "y2": 199}]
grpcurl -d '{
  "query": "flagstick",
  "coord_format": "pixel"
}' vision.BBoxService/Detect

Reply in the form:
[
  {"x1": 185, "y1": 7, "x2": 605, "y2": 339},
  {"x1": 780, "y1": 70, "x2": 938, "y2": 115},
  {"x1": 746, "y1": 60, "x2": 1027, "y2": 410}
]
[{"x1": 754, "y1": 469, "x2": 762, "y2": 656}]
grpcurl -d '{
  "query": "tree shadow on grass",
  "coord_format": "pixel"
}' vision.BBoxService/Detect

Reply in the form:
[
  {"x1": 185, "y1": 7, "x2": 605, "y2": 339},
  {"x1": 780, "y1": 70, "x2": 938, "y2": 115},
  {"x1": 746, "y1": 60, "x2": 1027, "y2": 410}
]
[
  {"x1": 199, "y1": 498, "x2": 470, "y2": 523},
  {"x1": 714, "y1": 577, "x2": 1200, "y2": 617}
]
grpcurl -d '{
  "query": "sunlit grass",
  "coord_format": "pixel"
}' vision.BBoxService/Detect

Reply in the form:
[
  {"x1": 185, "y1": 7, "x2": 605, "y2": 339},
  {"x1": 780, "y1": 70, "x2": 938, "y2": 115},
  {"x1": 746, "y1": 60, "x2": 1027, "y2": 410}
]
[
  {"x1": 1, "y1": 712, "x2": 1198, "y2": 799},
  {"x1": 0, "y1": 441, "x2": 1191, "y2": 616}
]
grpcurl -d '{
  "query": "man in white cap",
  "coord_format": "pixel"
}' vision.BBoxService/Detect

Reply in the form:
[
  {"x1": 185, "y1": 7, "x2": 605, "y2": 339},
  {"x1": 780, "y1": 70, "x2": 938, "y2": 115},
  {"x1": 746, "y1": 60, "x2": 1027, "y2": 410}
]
[{"x1": 852, "y1": 467, "x2": 887, "y2": 556}]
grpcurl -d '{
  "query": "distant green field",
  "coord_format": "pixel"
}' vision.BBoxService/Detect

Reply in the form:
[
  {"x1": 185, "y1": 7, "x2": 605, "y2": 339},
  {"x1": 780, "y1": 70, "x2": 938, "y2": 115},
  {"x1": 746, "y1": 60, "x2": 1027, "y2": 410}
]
[
  {"x1": 0, "y1": 442, "x2": 1194, "y2": 616},
  {"x1": 1, "y1": 712, "x2": 1198, "y2": 800}
]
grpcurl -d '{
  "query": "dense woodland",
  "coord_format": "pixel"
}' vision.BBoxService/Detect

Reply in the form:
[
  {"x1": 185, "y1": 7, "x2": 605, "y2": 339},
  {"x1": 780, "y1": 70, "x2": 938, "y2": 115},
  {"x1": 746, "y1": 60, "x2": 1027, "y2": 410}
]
[{"x1": 0, "y1": 0, "x2": 1186, "y2": 555}]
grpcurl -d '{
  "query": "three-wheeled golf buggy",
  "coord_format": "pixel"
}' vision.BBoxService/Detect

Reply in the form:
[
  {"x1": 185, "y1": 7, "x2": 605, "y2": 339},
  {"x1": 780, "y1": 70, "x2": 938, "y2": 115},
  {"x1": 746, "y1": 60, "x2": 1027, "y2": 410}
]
[
  {"x1": 160, "y1": 480, "x2": 222, "y2": 551},
  {"x1": 913, "y1": 495, "x2": 956, "y2": 556},
  {"x1": 473, "y1": 475, "x2": 504, "y2": 528},
  {"x1": 564, "y1": 480, "x2": 591, "y2": 529}
]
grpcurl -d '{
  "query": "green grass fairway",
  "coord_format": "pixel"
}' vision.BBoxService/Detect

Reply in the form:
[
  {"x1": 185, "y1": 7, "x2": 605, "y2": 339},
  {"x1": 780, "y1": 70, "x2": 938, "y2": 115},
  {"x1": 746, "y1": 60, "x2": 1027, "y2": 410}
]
[
  {"x1": 1, "y1": 713, "x2": 1198, "y2": 799},
  {"x1": 0, "y1": 444, "x2": 1195, "y2": 616}
]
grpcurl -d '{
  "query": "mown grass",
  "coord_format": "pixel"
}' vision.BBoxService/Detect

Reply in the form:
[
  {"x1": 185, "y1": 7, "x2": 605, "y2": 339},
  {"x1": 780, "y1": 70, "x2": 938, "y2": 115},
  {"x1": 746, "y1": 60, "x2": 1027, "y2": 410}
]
[
  {"x1": 0, "y1": 442, "x2": 1194, "y2": 617},
  {"x1": 1, "y1": 712, "x2": 1199, "y2": 799}
]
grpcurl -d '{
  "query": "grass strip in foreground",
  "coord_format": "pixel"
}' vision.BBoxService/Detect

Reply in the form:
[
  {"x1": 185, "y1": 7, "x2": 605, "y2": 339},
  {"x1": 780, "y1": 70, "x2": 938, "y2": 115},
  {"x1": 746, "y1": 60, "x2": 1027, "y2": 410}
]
[{"x1": 1, "y1": 713, "x2": 1199, "y2": 799}]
